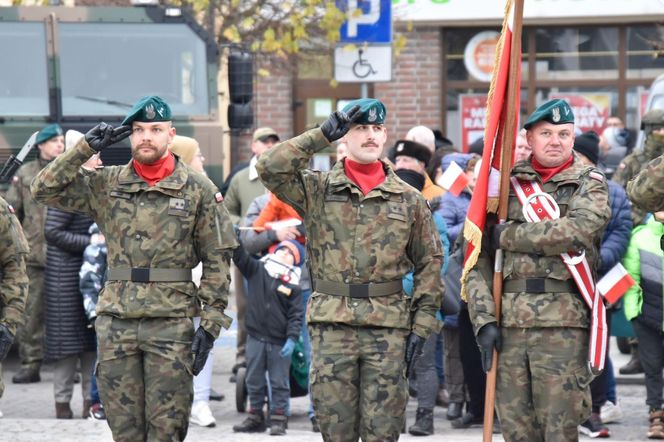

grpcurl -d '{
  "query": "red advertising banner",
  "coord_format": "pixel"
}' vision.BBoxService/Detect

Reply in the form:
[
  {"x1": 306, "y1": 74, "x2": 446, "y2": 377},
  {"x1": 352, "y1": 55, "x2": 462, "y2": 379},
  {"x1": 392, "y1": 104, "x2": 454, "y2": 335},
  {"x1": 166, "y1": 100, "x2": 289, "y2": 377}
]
[
  {"x1": 459, "y1": 94, "x2": 488, "y2": 153},
  {"x1": 639, "y1": 90, "x2": 649, "y2": 123},
  {"x1": 548, "y1": 93, "x2": 612, "y2": 134}
]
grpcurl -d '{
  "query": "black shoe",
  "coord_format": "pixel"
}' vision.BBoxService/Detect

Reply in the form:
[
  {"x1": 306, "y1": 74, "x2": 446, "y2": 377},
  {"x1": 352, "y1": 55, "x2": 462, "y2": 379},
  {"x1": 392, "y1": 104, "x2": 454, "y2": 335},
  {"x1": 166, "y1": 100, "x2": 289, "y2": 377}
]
[
  {"x1": 451, "y1": 412, "x2": 483, "y2": 429},
  {"x1": 578, "y1": 412, "x2": 610, "y2": 438},
  {"x1": 446, "y1": 402, "x2": 463, "y2": 421},
  {"x1": 408, "y1": 407, "x2": 434, "y2": 436},
  {"x1": 12, "y1": 368, "x2": 40, "y2": 384},
  {"x1": 233, "y1": 411, "x2": 266, "y2": 433},
  {"x1": 229, "y1": 374, "x2": 237, "y2": 383},
  {"x1": 310, "y1": 415, "x2": 320, "y2": 433},
  {"x1": 209, "y1": 389, "x2": 225, "y2": 401},
  {"x1": 619, "y1": 354, "x2": 644, "y2": 375},
  {"x1": 269, "y1": 415, "x2": 287, "y2": 436}
]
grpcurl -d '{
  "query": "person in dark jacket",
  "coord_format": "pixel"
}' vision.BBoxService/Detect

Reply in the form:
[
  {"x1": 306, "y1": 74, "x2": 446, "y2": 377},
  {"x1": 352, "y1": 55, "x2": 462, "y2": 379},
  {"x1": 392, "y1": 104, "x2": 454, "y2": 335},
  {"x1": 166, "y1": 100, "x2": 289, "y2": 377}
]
[
  {"x1": 574, "y1": 131, "x2": 632, "y2": 436},
  {"x1": 44, "y1": 207, "x2": 98, "y2": 419},
  {"x1": 437, "y1": 153, "x2": 478, "y2": 243},
  {"x1": 232, "y1": 238, "x2": 304, "y2": 436}
]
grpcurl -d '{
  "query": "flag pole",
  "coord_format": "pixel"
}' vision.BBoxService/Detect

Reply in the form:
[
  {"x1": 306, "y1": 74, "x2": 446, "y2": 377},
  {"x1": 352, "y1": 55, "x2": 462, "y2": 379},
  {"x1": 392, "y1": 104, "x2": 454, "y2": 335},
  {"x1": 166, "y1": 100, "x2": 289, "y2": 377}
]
[{"x1": 482, "y1": 0, "x2": 524, "y2": 440}]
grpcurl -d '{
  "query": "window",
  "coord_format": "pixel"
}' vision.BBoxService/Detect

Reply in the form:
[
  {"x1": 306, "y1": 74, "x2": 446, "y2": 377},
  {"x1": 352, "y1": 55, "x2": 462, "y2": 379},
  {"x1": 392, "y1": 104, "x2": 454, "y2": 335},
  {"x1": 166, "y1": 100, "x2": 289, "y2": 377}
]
[
  {"x1": 59, "y1": 23, "x2": 209, "y2": 117},
  {"x1": 0, "y1": 23, "x2": 49, "y2": 116},
  {"x1": 534, "y1": 27, "x2": 619, "y2": 80},
  {"x1": 626, "y1": 25, "x2": 664, "y2": 79}
]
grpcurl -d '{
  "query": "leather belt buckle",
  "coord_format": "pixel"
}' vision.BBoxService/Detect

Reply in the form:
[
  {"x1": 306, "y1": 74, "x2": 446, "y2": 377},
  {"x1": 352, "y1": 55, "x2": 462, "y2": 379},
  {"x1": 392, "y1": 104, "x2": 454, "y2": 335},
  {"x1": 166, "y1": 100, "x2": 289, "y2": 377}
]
[
  {"x1": 349, "y1": 284, "x2": 370, "y2": 298},
  {"x1": 131, "y1": 268, "x2": 150, "y2": 283},
  {"x1": 525, "y1": 278, "x2": 545, "y2": 293}
]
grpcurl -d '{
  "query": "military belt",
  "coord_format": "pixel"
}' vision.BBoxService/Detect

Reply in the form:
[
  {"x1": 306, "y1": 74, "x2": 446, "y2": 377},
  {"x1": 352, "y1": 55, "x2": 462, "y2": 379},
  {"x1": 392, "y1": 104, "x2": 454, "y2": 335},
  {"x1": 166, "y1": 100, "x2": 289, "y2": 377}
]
[
  {"x1": 107, "y1": 267, "x2": 192, "y2": 283},
  {"x1": 314, "y1": 279, "x2": 403, "y2": 298},
  {"x1": 503, "y1": 278, "x2": 579, "y2": 294}
]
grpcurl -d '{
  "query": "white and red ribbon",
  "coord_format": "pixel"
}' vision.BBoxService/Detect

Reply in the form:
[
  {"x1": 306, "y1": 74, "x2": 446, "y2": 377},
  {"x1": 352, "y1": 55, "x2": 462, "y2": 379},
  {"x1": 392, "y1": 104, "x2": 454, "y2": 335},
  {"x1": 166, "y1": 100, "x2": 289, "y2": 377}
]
[{"x1": 510, "y1": 177, "x2": 607, "y2": 372}]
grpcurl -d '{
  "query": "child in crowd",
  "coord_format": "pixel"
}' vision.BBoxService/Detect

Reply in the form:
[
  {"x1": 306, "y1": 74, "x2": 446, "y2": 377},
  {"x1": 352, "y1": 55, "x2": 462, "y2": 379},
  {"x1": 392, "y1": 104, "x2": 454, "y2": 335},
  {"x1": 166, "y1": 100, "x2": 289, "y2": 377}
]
[
  {"x1": 232, "y1": 238, "x2": 304, "y2": 436},
  {"x1": 623, "y1": 211, "x2": 664, "y2": 440},
  {"x1": 79, "y1": 223, "x2": 107, "y2": 420}
]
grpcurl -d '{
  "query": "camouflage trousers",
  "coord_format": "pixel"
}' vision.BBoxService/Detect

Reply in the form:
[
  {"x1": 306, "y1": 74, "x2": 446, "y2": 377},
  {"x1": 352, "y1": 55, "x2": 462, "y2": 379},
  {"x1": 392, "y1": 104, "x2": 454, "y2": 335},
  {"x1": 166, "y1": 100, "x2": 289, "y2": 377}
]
[
  {"x1": 309, "y1": 323, "x2": 408, "y2": 442},
  {"x1": 16, "y1": 265, "x2": 44, "y2": 371},
  {"x1": 0, "y1": 362, "x2": 3, "y2": 398},
  {"x1": 95, "y1": 315, "x2": 194, "y2": 442},
  {"x1": 496, "y1": 327, "x2": 593, "y2": 442}
]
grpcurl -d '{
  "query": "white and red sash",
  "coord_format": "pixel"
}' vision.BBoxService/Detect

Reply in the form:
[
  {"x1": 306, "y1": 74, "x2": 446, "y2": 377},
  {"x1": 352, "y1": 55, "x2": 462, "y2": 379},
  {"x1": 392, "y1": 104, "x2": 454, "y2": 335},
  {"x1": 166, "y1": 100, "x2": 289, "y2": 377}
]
[{"x1": 510, "y1": 177, "x2": 607, "y2": 372}]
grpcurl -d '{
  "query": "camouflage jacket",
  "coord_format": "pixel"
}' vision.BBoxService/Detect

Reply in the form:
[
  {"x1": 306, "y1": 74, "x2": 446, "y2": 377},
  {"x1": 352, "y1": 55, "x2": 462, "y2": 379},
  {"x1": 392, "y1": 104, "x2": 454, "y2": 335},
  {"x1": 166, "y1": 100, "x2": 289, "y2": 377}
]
[
  {"x1": 627, "y1": 154, "x2": 664, "y2": 213},
  {"x1": 256, "y1": 128, "x2": 444, "y2": 338},
  {"x1": 4, "y1": 159, "x2": 49, "y2": 267},
  {"x1": 613, "y1": 136, "x2": 664, "y2": 225},
  {"x1": 30, "y1": 139, "x2": 237, "y2": 338},
  {"x1": 0, "y1": 196, "x2": 29, "y2": 335},
  {"x1": 467, "y1": 154, "x2": 610, "y2": 335}
]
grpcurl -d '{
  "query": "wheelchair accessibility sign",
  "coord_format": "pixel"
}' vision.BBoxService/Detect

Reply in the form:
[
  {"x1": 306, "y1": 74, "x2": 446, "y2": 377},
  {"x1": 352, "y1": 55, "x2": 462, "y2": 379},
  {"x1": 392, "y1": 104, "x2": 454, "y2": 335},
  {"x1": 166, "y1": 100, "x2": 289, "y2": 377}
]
[{"x1": 334, "y1": 45, "x2": 392, "y2": 82}]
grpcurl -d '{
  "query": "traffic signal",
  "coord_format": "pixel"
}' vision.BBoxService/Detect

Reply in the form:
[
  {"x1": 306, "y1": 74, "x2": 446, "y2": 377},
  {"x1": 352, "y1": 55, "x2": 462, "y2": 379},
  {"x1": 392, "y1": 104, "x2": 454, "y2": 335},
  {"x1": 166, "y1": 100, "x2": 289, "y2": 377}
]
[{"x1": 228, "y1": 49, "x2": 253, "y2": 129}]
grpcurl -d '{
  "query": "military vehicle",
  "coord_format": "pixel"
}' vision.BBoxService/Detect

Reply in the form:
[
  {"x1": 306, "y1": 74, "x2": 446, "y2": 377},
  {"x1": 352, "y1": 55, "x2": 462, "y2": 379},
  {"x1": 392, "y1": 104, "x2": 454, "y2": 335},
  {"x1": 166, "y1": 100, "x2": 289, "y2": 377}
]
[{"x1": 0, "y1": 5, "x2": 227, "y2": 186}]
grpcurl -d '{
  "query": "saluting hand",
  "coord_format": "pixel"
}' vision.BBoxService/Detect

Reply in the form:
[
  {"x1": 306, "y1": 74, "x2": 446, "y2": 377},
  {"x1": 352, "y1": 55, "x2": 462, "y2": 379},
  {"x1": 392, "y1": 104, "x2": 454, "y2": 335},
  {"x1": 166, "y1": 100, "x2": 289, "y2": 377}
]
[
  {"x1": 85, "y1": 123, "x2": 132, "y2": 152},
  {"x1": 320, "y1": 105, "x2": 362, "y2": 142}
]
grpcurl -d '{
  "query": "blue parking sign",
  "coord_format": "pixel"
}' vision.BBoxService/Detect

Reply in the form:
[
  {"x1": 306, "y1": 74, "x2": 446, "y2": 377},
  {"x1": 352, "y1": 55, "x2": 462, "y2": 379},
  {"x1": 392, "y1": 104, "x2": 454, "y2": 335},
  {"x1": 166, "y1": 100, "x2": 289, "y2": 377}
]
[{"x1": 338, "y1": 0, "x2": 392, "y2": 43}]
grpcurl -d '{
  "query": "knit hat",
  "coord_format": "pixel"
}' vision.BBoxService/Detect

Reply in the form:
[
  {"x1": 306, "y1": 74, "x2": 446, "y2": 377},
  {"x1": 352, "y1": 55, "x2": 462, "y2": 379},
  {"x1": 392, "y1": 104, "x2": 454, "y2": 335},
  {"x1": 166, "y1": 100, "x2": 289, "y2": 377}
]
[
  {"x1": 468, "y1": 137, "x2": 484, "y2": 156},
  {"x1": 170, "y1": 135, "x2": 199, "y2": 165},
  {"x1": 395, "y1": 168, "x2": 425, "y2": 192},
  {"x1": 573, "y1": 131, "x2": 600, "y2": 165},
  {"x1": 275, "y1": 239, "x2": 305, "y2": 267},
  {"x1": 65, "y1": 130, "x2": 84, "y2": 151}
]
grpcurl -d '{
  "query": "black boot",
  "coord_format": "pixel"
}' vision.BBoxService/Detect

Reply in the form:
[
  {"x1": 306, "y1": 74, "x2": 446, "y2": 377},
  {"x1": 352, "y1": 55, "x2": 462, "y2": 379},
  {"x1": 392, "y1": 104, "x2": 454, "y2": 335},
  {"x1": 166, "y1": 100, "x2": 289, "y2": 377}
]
[
  {"x1": 233, "y1": 410, "x2": 266, "y2": 433},
  {"x1": 269, "y1": 414, "x2": 287, "y2": 436},
  {"x1": 12, "y1": 367, "x2": 40, "y2": 384},
  {"x1": 447, "y1": 402, "x2": 463, "y2": 420},
  {"x1": 619, "y1": 344, "x2": 644, "y2": 375},
  {"x1": 408, "y1": 408, "x2": 434, "y2": 436}
]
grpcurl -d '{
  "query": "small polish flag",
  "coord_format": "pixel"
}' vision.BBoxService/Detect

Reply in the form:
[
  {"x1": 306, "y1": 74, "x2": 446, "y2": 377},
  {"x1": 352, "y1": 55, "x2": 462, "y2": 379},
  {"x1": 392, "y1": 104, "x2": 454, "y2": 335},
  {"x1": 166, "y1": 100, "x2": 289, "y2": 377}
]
[
  {"x1": 265, "y1": 218, "x2": 302, "y2": 231},
  {"x1": 439, "y1": 161, "x2": 469, "y2": 196},
  {"x1": 597, "y1": 263, "x2": 636, "y2": 305}
]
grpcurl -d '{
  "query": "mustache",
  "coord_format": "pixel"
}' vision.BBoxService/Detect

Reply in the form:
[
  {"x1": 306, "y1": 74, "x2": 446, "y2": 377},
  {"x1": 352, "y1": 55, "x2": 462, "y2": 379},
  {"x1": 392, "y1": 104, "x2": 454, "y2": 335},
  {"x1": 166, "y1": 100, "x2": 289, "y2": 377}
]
[
  {"x1": 136, "y1": 143, "x2": 156, "y2": 149},
  {"x1": 361, "y1": 142, "x2": 378, "y2": 147}
]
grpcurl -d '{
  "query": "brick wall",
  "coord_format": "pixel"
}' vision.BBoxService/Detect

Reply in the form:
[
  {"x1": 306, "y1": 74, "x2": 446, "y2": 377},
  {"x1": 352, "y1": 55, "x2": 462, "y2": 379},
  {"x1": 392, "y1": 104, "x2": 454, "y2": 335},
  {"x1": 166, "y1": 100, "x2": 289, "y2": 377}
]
[
  {"x1": 256, "y1": 66, "x2": 294, "y2": 141},
  {"x1": 375, "y1": 27, "x2": 444, "y2": 145}
]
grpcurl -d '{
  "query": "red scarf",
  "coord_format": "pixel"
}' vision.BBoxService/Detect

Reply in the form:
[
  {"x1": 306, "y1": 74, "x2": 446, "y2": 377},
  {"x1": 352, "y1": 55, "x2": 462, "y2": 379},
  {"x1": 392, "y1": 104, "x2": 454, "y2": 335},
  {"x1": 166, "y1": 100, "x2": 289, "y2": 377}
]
[
  {"x1": 133, "y1": 153, "x2": 176, "y2": 186},
  {"x1": 344, "y1": 159, "x2": 386, "y2": 195},
  {"x1": 531, "y1": 155, "x2": 574, "y2": 183}
]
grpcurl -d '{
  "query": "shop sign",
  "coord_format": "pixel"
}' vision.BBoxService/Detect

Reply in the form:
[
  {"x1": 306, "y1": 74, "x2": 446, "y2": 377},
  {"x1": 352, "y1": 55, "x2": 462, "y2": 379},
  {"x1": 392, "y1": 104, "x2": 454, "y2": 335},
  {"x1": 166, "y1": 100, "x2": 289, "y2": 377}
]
[
  {"x1": 459, "y1": 94, "x2": 487, "y2": 152},
  {"x1": 548, "y1": 93, "x2": 611, "y2": 134},
  {"x1": 463, "y1": 31, "x2": 500, "y2": 82}
]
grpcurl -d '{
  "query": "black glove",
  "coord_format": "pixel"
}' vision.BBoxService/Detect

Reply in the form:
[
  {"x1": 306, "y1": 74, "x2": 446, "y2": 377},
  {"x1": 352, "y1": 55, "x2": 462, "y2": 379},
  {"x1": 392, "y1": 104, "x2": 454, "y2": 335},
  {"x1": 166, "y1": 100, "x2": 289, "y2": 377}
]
[
  {"x1": 191, "y1": 326, "x2": 215, "y2": 376},
  {"x1": 84, "y1": 122, "x2": 132, "y2": 152},
  {"x1": 477, "y1": 322, "x2": 502, "y2": 372},
  {"x1": 490, "y1": 222, "x2": 508, "y2": 250},
  {"x1": 320, "y1": 105, "x2": 362, "y2": 142},
  {"x1": 0, "y1": 323, "x2": 14, "y2": 362},
  {"x1": 404, "y1": 332, "x2": 426, "y2": 378}
]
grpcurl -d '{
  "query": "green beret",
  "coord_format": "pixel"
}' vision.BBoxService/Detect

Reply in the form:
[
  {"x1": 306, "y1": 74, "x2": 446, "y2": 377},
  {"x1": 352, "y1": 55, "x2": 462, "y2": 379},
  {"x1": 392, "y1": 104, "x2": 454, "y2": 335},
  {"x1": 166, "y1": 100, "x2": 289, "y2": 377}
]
[
  {"x1": 524, "y1": 99, "x2": 574, "y2": 130},
  {"x1": 36, "y1": 124, "x2": 63, "y2": 145},
  {"x1": 122, "y1": 95, "x2": 172, "y2": 126},
  {"x1": 342, "y1": 98, "x2": 386, "y2": 125}
]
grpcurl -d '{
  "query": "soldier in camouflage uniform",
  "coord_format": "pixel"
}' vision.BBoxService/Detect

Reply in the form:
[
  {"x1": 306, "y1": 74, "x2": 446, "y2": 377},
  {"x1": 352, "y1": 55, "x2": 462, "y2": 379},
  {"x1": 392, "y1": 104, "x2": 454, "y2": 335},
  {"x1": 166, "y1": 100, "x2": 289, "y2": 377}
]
[
  {"x1": 31, "y1": 96, "x2": 236, "y2": 441},
  {"x1": 613, "y1": 109, "x2": 664, "y2": 226},
  {"x1": 0, "y1": 196, "x2": 30, "y2": 409},
  {"x1": 5, "y1": 124, "x2": 63, "y2": 384},
  {"x1": 467, "y1": 99, "x2": 610, "y2": 442},
  {"x1": 627, "y1": 153, "x2": 664, "y2": 214},
  {"x1": 257, "y1": 98, "x2": 443, "y2": 442}
]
